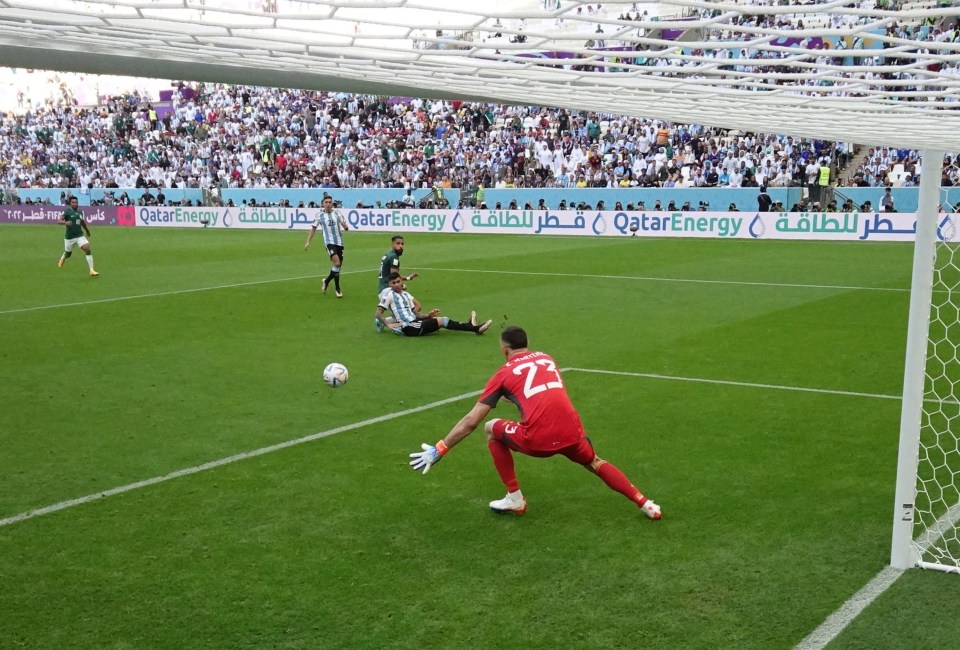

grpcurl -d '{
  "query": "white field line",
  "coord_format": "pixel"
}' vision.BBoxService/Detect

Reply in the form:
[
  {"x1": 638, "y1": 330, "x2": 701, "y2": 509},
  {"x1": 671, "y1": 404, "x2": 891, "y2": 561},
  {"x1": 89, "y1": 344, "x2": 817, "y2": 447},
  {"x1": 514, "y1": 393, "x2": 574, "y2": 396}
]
[
  {"x1": 0, "y1": 268, "x2": 373, "y2": 316},
  {"x1": 569, "y1": 368, "x2": 902, "y2": 401},
  {"x1": 0, "y1": 389, "x2": 480, "y2": 529},
  {"x1": 417, "y1": 267, "x2": 910, "y2": 293}
]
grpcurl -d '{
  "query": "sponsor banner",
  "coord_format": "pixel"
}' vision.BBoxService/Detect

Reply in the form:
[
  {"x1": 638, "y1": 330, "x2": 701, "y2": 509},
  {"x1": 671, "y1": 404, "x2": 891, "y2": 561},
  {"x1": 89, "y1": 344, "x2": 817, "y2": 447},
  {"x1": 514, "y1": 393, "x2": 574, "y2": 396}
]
[
  {"x1": 746, "y1": 212, "x2": 958, "y2": 242},
  {"x1": 136, "y1": 206, "x2": 231, "y2": 228},
  {"x1": 128, "y1": 206, "x2": 960, "y2": 242},
  {"x1": 0, "y1": 205, "x2": 135, "y2": 226}
]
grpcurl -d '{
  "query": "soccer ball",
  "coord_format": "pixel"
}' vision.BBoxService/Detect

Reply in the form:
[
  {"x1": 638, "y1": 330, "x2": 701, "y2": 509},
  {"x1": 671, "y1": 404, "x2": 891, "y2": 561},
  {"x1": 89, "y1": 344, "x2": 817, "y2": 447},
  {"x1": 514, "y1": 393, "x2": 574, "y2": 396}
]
[{"x1": 323, "y1": 362, "x2": 349, "y2": 388}]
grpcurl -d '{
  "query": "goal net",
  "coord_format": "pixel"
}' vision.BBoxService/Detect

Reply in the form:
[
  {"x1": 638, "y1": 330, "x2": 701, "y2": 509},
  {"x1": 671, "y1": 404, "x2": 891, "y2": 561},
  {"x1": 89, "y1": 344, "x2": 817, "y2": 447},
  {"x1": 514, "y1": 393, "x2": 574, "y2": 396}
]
[
  {"x1": 913, "y1": 231, "x2": 960, "y2": 572},
  {"x1": 1, "y1": 0, "x2": 959, "y2": 572}
]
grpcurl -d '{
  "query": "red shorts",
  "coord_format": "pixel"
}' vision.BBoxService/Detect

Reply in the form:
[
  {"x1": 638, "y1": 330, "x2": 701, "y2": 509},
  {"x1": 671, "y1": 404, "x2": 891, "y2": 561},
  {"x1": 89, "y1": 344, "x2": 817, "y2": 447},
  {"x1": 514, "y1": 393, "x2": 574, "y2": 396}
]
[{"x1": 489, "y1": 419, "x2": 595, "y2": 464}]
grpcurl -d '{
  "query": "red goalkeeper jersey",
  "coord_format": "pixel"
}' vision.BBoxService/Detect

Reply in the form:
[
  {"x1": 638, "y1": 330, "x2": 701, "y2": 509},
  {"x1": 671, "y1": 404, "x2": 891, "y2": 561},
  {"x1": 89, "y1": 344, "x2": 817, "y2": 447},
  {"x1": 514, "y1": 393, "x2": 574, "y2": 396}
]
[{"x1": 479, "y1": 350, "x2": 585, "y2": 451}]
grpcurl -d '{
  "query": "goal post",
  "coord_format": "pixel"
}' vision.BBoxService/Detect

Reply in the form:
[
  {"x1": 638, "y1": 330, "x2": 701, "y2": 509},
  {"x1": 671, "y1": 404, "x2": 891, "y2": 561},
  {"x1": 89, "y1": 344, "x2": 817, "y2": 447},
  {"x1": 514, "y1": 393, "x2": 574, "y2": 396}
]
[{"x1": 890, "y1": 150, "x2": 960, "y2": 574}]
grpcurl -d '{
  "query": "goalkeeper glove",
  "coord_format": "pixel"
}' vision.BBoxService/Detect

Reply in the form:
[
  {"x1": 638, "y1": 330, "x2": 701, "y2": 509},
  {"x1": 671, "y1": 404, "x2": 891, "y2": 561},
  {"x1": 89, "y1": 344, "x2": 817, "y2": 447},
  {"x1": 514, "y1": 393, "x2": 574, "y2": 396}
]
[{"x1": 409, "y1": 440, "x2": 449, "y2": 474}]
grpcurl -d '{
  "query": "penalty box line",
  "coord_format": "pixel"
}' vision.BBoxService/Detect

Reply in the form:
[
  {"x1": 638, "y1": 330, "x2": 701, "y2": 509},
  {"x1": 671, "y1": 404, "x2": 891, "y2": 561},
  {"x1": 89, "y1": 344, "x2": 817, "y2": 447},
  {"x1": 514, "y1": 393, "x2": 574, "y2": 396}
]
[
  {"x1": 0, "y1": 389, "x2": 482, "y2": 529},
  {"x1": 570, "y1": 368, "x2": 903, "y2": 401}
]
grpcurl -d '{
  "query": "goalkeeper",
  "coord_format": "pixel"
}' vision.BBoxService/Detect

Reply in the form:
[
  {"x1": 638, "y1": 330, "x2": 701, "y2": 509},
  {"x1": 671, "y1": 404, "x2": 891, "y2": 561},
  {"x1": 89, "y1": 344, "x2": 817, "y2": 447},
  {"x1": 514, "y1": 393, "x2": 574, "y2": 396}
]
[{"x1": 408, "y1": 326, "x2": 662, "y2": 519}]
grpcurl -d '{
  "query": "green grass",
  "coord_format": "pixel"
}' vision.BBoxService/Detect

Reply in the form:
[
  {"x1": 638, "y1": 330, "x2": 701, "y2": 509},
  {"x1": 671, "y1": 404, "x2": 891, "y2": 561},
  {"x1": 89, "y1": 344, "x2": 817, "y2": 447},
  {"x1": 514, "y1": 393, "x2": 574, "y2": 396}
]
[{"x1": 1, "y1": 224, "x2": 957, "y2": 649}]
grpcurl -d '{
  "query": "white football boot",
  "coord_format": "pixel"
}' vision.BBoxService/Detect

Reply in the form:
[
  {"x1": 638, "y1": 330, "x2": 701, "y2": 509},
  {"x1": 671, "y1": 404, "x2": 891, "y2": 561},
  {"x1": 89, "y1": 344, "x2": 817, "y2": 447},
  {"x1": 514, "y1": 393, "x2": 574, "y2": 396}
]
[
  {"x1": 489, "y1": 491, "x2": 527, "y2": 515},
  {"x1": 641, "y1": 499, "x2": 662, "y2": 520}
]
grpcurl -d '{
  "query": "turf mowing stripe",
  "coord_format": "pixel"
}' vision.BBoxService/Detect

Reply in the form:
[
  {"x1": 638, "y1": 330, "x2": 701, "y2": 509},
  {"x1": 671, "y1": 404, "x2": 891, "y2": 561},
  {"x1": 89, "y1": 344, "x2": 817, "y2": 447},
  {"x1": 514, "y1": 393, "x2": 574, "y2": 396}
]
[
  {"x1": 0, "y1": 268, "x2": 374, "y2": 316},
  {"x1": 418, "y1": 267, "x2": 910, "y2": 293},
  {"x1": 1, "y1": 266, "x2": 906, "y2": 316},
  {"x1": 0, "y1": 389, "x2": 481, "y2": 528},
  {"x1": 569, "y1": 367, "x2": 902, "y2": 401}
]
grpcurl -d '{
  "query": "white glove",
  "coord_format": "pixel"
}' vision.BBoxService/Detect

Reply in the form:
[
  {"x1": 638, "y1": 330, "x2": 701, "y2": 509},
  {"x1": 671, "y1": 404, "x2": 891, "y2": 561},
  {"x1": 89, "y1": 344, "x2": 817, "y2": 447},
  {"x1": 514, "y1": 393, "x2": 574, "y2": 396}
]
[{"x1": 409, "y1": 442, "x2": 444, "y2": 474}]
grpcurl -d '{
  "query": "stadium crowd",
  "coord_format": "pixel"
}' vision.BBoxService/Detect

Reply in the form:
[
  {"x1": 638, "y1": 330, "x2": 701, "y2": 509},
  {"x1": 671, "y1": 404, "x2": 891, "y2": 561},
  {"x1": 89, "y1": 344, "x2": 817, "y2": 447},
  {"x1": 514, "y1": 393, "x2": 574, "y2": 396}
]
[{"x1": 0, "y1": 79, "x2": 856, "y2": 200}]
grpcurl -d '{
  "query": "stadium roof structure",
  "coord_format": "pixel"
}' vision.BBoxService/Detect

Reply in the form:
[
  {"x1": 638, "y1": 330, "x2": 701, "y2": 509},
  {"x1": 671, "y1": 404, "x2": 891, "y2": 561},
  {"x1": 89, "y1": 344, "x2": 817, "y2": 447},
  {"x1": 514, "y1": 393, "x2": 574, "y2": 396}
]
[{"x1": 1, "y1": 0, "x2": 959, "y2": 149}]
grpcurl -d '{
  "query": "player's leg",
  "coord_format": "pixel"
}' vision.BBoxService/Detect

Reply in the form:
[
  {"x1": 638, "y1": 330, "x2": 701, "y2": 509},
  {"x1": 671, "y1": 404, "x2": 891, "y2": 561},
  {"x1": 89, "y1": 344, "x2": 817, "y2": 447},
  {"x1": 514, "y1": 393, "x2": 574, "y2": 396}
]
[
  {"x1": 564, "y1": 439, "x2": 661, "y2": 519},
  {"x1": 417, "y1": 318, "x2": 441, "y2": 336},
  {"x1": 329, "y1": 248, "x2": 344, "y2": 297},
  {"x1": 79, "y1": 239, "x2": 98, "y2": 276},
  {"x1": 58, "y1": 238, "x2": 73, "y2": 267},
  {"x1": 438, "y1": 314, "x2": 492, "y2": 334},
  {"x1": 484, "y1": 419, "x2": 527, "y2": 515},
  {"x1": 322, "y1": 247, "x2": 337, "y2": 294}
]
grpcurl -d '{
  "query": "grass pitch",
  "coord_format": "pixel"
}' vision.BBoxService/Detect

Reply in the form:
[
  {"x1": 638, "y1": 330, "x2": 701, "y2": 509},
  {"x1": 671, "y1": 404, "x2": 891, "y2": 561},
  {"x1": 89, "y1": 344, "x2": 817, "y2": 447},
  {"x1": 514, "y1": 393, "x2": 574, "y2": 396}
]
[{"x1": 2, "y1": 225, "x2": 959, "y2": 649}]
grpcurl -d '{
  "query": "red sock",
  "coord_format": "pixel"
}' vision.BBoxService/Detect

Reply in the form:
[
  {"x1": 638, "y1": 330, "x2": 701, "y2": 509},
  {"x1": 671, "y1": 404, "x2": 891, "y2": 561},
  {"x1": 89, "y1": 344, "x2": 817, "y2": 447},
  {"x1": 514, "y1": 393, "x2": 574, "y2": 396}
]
[
  {"x1": 487, "y1": 439, "x2": 520, "y2": 493},
  {"x1": 596, "y1": 461, "x2": 647, "y2": 507}
]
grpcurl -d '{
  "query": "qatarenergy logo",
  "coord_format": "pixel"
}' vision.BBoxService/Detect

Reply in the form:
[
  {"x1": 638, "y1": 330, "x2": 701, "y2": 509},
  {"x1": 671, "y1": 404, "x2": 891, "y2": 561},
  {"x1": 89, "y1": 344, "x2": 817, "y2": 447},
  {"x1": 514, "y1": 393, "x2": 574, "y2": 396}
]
[
  {"x1": 613, "y1": 212, "x2": 743, "y2": 237},
  {"x1": 346, "y1": 209, "x2": 447, "y2": 232},
  {"x1": 138, "y1": 207, "x2": 218, "y2": 226}
]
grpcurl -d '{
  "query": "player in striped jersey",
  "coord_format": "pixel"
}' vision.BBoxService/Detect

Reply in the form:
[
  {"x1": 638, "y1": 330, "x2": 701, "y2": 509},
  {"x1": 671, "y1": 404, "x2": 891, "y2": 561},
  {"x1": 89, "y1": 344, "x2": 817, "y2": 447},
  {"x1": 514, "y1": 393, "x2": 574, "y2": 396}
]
[
  {"x1": 304, "y1": 196, "x2": 350, "y2": 297},
  {"x1": 375, "y1": 272, "x2": 491, "y2": 337}
]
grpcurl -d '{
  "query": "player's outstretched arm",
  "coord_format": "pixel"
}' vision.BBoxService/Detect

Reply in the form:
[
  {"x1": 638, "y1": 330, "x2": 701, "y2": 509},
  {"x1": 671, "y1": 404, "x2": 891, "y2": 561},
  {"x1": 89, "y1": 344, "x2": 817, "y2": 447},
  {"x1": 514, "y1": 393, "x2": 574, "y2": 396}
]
[{"x1": 408, "y1": 402, "x2": 492, "y2": 474}]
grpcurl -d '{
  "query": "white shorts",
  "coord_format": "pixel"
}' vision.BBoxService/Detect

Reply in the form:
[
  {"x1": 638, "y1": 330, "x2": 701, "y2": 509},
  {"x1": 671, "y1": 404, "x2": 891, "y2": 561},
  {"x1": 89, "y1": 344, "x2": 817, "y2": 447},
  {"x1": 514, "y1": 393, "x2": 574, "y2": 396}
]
[{"x1": 64, "y1": 236, "x2": 89, "y2": 252}]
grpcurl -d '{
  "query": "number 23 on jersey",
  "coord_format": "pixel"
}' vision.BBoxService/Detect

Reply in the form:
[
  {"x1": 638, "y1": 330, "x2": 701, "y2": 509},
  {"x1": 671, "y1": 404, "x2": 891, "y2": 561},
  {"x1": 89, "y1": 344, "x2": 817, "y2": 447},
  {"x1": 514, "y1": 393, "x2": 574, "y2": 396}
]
[{"x1": 512, "y1": 359, "x2": 564, "y2": 399}]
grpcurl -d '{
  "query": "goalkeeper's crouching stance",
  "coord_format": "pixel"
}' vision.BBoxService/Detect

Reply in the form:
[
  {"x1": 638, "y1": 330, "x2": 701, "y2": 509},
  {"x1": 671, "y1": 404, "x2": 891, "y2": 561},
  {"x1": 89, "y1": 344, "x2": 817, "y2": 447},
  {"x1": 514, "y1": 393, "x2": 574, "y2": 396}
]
[{"x1": 408, "y1": 326, "x2": 661, "y2": 520}]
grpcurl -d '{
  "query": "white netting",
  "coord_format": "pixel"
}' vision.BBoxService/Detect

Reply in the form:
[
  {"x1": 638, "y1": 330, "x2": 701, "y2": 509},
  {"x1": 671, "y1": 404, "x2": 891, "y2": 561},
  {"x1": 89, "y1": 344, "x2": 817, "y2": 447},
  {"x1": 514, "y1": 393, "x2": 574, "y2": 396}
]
[
  {"x1": 917, "y1": 242, "x2": 960, "y2": 572},
  {"x1": 0, "y1": 1, "x2": 958, "y2": 148}
]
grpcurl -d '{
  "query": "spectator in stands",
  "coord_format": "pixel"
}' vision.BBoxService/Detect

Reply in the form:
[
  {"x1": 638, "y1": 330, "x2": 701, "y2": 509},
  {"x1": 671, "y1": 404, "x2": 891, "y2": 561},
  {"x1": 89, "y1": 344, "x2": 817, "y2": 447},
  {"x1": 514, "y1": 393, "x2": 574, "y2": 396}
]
[
  {"x1": 881, "y1": 187, "x2": 895, "y2": 212},
  {"x1": 757, "y1": 186, "x2": 772, "y2": 212}
]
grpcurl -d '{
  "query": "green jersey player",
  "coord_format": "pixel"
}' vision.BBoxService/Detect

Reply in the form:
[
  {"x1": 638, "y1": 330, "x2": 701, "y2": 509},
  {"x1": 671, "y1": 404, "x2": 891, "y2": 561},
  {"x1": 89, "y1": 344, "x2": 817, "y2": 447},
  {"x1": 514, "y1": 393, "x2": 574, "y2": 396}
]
[
  {"x1": 57, "y1": 197, "x2": 99, "y2": 277},
  {"x1": 377, "y1": 235, "x2": 418, "y2": 293}
]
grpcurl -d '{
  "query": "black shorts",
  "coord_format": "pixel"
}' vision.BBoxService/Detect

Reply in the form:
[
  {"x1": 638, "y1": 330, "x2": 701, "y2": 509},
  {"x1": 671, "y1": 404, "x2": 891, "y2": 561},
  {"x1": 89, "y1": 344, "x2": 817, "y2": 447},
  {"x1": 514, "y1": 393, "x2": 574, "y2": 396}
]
[
  {"x1": 326, "y1": 244, "x2": 344, "y2": 261},
  {"x1": 400, "y1": 318, "x2": 441, "y2": 337}
]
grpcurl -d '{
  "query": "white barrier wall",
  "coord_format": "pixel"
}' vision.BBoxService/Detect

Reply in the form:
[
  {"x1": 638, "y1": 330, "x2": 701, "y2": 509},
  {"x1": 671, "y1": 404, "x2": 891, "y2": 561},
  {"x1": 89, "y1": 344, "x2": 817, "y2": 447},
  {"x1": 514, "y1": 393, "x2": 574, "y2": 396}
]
[{"x1": 133, "y1": 206, "x2": 960, "y2": 242}]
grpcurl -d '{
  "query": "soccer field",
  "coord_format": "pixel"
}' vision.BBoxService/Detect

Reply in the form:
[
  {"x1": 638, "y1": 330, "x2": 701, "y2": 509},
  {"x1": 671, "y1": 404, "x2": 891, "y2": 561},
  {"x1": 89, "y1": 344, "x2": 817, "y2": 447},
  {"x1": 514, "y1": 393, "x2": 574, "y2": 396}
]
[{"x1": 3, "y1": 225, "x2": 959, "y2": 649}]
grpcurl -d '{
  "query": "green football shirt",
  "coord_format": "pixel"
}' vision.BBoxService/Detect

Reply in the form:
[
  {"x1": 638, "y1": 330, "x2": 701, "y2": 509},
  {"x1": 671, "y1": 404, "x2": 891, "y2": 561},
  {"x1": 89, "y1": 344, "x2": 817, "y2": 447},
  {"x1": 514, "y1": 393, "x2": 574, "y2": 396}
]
[
  {"x1": 62, "y1": 208, "x2": 84, "y2": 239},
  {"x1": 378, "y1": 250, "x2": 401, "y2": 292}
]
